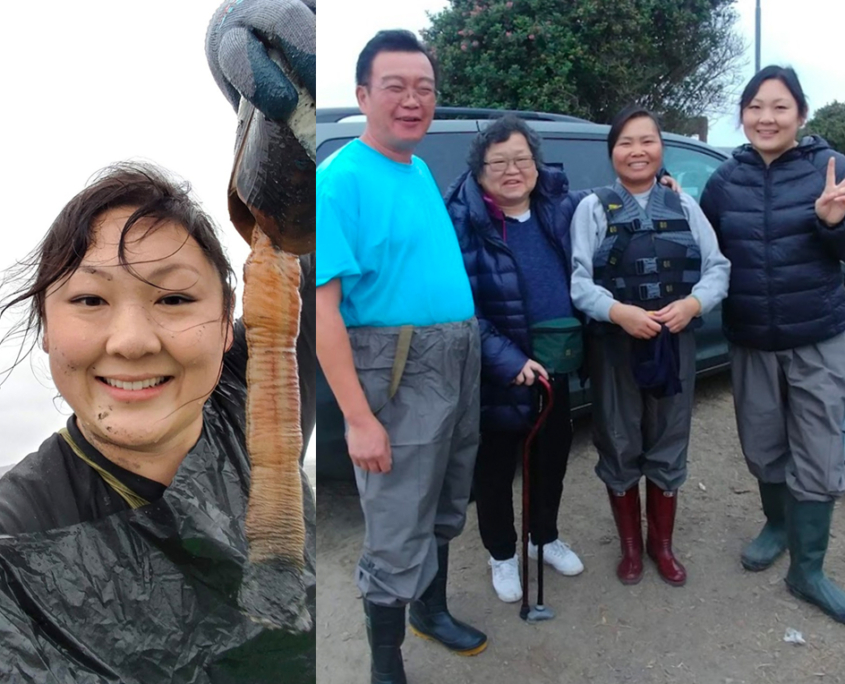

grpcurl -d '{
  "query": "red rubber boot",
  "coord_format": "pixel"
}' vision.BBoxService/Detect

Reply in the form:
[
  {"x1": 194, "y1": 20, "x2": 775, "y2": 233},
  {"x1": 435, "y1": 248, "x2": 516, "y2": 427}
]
[
  {"x1": 645, "y1": 480, "x2": 687, "y2": 586},
  {"x1": 606, "y1": 484, "x2": 644, "y2": 585}
]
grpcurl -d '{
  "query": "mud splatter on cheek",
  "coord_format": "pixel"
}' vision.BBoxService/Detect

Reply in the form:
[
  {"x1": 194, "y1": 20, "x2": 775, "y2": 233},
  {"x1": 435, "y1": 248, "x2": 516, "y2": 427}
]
[
  {"x1": 51, "y1": 350, "x2": 79, "y2": 373},
  {"x1": 97, "y1": 411, "x2": 110, "y2": 421}
]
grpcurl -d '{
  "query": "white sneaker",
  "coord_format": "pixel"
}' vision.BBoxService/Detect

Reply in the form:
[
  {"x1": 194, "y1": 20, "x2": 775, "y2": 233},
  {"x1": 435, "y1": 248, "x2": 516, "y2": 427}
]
[
  {"x1": 528, "y1": 538, "x2": 584, "y2": 576},
  {"x1": 488, "y1": 555, "x2": 522, "y2": 603}
]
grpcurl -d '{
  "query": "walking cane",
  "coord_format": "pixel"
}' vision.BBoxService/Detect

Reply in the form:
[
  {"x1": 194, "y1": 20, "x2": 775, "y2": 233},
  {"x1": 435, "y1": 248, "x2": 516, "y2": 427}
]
[{"x1": 520, "y1": 374, "x2": 556, "y2": 624}]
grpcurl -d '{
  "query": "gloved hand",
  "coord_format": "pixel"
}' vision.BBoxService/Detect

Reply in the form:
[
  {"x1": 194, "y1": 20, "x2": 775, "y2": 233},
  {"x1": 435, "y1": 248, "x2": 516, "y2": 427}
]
[{"x1": 206, "y1": 0, "x2": 316, "y2": 122}]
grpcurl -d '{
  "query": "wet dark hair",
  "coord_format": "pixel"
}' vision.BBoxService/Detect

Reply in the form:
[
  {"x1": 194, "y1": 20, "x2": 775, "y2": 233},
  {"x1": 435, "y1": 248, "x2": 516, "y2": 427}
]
[
  {"x1": 466, "y1": 114, "x2": 544, "y2": 180},
  {"x1": 355, "y1": 29, "x2": 439, "y2": 87},
  {"x1": 739, "y1": 65, "x2": 808, "y2": 119},
  {"x1": 607, "y1": 106, "x2": 664, "y2": 158},
  {"x1": 0, "y1": 161, "x2": 236, "y2": 365}
]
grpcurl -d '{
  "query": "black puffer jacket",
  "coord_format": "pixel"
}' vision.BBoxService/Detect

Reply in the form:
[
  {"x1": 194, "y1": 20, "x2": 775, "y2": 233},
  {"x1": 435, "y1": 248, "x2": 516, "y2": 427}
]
[{"x1": 700, "y1": 136, "x2": 845, "y2": 351}]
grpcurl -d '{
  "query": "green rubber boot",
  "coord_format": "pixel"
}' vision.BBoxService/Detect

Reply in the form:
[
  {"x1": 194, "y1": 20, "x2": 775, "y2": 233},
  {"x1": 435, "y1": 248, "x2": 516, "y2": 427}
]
[
  {"x1": 784, "y1": 494, "x2": 845, "y2": 624},
  {"x1": 740, "y1": 481, "x2": 787, "y2": 571}
]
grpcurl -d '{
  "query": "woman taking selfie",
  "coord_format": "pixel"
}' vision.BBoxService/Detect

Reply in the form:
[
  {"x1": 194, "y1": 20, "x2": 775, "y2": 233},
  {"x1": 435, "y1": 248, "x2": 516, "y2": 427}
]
[
  {"x1": 700, "y1": 66, "x2": 845, "y2": 624},
  {"x1": 571, "y1": 105, "x2": 729, "y2": 588},
  {"x1": 0, "y1": 162, "x2": 316, "y2": 681}
]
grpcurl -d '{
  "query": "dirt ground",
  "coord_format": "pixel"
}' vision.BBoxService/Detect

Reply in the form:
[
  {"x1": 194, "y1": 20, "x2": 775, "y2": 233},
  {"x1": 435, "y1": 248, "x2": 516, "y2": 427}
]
[{"x1": 316, "y1": 373, "x2": 845, "y2": 684}]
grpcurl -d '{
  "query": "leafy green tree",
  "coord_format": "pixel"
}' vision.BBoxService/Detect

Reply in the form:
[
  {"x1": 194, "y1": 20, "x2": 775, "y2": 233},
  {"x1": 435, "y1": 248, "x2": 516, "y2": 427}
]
[
  {"x1": 422, "y1": 0, "x2": 747, "y2": 131},
  {"x1": 801, "y1": 101, "x2": 845, "y2": 154}
]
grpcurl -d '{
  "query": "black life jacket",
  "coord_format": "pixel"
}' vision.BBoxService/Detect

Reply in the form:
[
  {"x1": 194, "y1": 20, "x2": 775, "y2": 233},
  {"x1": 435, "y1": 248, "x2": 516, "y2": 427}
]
[{"x1": 592, "y1": 182, "x2": 702, "y2": 326}]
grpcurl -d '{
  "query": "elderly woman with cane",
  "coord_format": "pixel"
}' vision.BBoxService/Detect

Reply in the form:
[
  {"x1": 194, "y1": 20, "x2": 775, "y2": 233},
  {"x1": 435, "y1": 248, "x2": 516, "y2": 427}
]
[{"x1": 445, "y1": 115, "x2": 586, "y2": 604}]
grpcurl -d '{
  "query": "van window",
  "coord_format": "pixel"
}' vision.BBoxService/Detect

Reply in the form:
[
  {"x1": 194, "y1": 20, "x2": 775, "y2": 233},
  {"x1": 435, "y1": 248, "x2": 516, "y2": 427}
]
[
  {"x1": 317, "y1": 133, "x2": 475, "y2": 194},
  {"x1": 663, "y1": 146, "x2": 725, "y2": 203},
  {"x1": 539, "y1": 138, "x2": 614, "y2": 191}
]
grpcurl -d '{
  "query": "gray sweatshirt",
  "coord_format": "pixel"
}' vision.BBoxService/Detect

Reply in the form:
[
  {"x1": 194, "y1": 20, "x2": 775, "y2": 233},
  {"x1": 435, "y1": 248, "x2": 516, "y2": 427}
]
[{"x1": 570, "y1": 183, "x2": 730, "y2": 323}]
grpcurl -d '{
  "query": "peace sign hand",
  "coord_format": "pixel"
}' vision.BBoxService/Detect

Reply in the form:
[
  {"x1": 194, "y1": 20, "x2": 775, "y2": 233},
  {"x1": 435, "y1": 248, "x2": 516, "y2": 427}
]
[{"x1": 815, "y1": 157, "x2": 845, "y2": 227}]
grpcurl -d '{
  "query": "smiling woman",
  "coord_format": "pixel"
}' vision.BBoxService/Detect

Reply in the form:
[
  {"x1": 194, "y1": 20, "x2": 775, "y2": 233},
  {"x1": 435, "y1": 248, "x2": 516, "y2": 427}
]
[
  {"x1": 44, "y1": 208, "x2": 232, "y2": 488},
  {"x1": 0, "y1": 163, "x2": 240, "y2": 529},
  {"x1": 0, "y1": 161, "x2": 316, "y2": 681},
  {"x1": 570, "y1": 105, "x2": 730, "y2": 588}
]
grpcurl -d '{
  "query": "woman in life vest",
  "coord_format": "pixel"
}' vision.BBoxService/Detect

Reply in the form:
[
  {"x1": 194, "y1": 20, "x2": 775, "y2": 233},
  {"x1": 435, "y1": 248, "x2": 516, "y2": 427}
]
[
  {"x1": 700, "y1": 66, "x2": 845, "y2": 624},
  {"x1": 445, "y1": 115, "x2": 586, "y2": 603},
  {"x1": 570, "y1": 106, "x2": 729, "y2": 587}
]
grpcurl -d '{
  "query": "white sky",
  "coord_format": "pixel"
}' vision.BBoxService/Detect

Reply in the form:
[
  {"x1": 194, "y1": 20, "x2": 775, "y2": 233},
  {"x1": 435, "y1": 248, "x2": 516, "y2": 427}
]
[
  {"x1": 318, "y1": 0, "x2": 845, "y2": 147},
  {"x1": 0, "y1": 2, "x2": 314, "y2": 469}
]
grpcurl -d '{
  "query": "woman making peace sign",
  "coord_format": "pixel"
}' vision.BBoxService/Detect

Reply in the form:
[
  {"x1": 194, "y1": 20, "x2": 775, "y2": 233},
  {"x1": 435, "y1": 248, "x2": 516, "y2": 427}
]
[{"x1": 700, "y1": 65, "x2": 845, "y2": 625}]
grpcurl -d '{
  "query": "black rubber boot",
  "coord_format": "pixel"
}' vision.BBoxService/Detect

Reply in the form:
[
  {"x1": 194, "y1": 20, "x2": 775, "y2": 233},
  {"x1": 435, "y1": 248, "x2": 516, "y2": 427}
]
[
  {"x1": 364, "y1": 600, "x2": 407, "y2": 684},
  {"x1": 784, "y1": 494, "x2": 845, "y2": 624},
  {"x1": 408, "y1": 544, "x2": 488, "y2": 656},
  {"x1": 741, "y1": 481, "x2": 788, "y2": 571}
]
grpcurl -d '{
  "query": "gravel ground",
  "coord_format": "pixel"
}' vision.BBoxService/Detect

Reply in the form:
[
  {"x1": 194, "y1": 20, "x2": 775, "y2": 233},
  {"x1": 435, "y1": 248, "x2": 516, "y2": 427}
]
[{"x1": 317, "y1": 373, "x2": 845, "y2": 684}]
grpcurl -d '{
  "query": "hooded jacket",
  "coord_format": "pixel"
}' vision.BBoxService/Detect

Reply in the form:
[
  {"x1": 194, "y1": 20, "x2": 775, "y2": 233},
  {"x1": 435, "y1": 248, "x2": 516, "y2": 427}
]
[
  {"x1": 445, "y1": 165, "x2": 585, "y2": 432},
  {"x1": 700, "y1": 136, "x2": 845, "y2": 351}
]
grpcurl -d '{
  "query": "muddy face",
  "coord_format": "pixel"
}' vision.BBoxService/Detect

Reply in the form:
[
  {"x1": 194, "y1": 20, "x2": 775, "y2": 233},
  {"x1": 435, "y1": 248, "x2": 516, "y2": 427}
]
[{"x1": 42, "y1": 207, "x2": 233, "y2": 469}]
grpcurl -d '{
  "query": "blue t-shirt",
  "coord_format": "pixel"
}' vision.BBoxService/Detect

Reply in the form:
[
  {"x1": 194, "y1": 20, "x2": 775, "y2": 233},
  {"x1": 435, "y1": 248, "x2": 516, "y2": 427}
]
[
  {"x1": 505, "y1": 210, "x2": 572, "y2": 325},
  {"x1": 317, "y1": 140, "x2": 474, "y2": 327}
]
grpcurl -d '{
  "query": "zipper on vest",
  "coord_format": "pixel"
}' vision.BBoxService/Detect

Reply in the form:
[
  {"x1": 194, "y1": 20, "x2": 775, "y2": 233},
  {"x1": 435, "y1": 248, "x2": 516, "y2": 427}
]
[
  {"x1": 763, "y1": 167, "x2": 775, "y2": 345},
  {"x1": 482, "y1": 216, "x2": 533, "y2": 358}
]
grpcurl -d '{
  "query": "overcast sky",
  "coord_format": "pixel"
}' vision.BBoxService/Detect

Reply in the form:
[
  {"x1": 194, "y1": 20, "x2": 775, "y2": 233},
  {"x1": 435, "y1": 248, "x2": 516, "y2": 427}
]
[
  {"x1": 0, "y1": 2, "x2": 314, "y2": 470},
  {"x1": 318, "y1": 0, "x2": 845, "y2": 147}
]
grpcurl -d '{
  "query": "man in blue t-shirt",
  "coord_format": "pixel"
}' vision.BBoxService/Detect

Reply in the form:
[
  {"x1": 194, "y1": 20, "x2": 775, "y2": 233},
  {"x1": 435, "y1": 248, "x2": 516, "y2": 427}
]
[{"x1": 316, "y1": 30, "x2": 487, "y2": 683}]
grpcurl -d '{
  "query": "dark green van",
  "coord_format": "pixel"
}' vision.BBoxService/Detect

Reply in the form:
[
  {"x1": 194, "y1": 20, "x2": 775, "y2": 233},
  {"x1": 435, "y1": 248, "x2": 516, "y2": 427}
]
[{"x1": 317, "y1": 108, "x2": 731, "y2": 480}]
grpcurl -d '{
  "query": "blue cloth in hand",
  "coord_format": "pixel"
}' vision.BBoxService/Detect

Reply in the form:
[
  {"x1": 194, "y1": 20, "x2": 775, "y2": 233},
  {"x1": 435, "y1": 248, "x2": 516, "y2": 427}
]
[{"x1": 630, "y1": 325, "x2": 682, "y2": 398}]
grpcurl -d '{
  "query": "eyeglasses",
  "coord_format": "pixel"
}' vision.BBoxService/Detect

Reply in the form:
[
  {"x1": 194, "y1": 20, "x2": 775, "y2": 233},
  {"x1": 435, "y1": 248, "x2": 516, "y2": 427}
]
[
  {"x1": 483, "y1": 156, "x2": 535, "y2": 174},
  {"x1": 371, "y1": 84, "x2": 437, "y2": 103}
]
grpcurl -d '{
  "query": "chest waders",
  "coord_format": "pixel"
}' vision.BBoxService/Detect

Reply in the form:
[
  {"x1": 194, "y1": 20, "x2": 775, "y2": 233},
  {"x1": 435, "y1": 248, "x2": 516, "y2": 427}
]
[{"x1": 592, "y1": 182, "x2": 698, "y2": 588}]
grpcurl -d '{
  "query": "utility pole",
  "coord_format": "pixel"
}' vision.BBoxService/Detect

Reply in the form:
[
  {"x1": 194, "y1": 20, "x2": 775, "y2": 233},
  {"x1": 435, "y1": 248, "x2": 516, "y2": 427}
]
[{"x1": 755, "y1": 0, "x2": 761, "y2": 72}]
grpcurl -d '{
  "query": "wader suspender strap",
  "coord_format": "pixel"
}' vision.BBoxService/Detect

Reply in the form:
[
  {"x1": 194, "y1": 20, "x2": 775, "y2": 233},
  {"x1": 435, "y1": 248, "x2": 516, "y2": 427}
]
[
  {"x1": 372, "y1": 325, "x2": 414, "y2": 415},
  {"x1": 388, "y1": 325, "x2": 414, "y2": 400},
  {"x1": 58, "y1": 428, "x2": 150, "y2": 510}
]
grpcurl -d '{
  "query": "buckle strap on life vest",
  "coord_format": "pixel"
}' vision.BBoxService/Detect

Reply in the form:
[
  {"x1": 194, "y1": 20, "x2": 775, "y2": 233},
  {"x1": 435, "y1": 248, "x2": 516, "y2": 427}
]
[
  {"x1": 596, "y1": 187, "x2": 689, "y2": 267},
  {"x1": 593, "y1": 185, "x2": 695, "y2": 290},
  {"x1": 612, "y1": 281, "x2": 694, "y2": 303},
  {"x1": 594, "y1": 256, "x2": 701, "y2": 281}
]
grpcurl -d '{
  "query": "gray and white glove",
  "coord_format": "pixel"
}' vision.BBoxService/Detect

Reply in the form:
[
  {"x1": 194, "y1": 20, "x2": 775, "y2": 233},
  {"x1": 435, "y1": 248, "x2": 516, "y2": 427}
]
[{"x1": 206, "y1": 0, "x2": 316, "y2": 122}]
